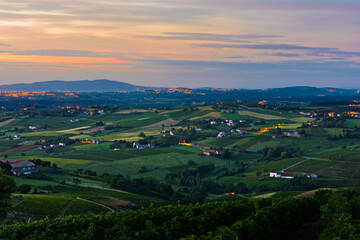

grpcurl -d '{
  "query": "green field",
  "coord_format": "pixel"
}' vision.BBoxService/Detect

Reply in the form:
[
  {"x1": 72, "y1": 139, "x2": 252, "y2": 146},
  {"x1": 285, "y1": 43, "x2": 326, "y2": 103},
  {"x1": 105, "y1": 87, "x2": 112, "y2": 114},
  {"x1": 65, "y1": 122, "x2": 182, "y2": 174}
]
[
  {"x1": 63, "y1": 199, "x2": 110, "y2": 216},
  {"x1": 13, "y1": 196, "x2": 71, "y2": 218},
  {"x1": 2, "y1": 103, "x2": 360, "y2": 216}
]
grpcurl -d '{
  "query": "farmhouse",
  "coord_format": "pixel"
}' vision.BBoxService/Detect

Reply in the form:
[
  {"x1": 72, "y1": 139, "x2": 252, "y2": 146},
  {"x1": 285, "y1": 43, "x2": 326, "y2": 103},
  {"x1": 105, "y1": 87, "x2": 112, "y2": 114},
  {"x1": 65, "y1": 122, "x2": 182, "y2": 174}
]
[
  {"x1": 28, "y1": 125, "x2": 42, "y2": 130},
  {"x1": 236, "y1": 129, "x2": 248, "y2": 134},
  {"x1": 203, "y1": 151, "x2": 212, "y2": 156},
  {"x1": 309, "y1": 173, "x2": 319, "y2": 178},
  {"x1": 269, "y1": 172, "x2": 281, "y2": 178},
  {"x1": 133, "y1": 142, "x2": 155, "y2": 149},
  {"x1": 0, "y1": 159, "x2": 39, "y2": 176},
  {"x1": 217, "y1": 131, "x2": 226, "y2": 138},
  {"x1": 280, "y1": 172, "x2": 298, "y2": 179},
  {"x1": 282, "y1": 130, "x2": 304, "y2": 139},
  {"x1": 203, "y1": 150, "x2": 222, "y2": 156},
  {"x1": 269, "y1": 171, "x2": 299, "y2": 179}
]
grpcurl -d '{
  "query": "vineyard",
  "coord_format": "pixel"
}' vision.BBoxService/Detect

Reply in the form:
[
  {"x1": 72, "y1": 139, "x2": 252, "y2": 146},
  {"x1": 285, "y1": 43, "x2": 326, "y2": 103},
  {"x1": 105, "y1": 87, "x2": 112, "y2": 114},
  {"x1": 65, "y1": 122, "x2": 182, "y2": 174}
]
[{"x1": 1, "y1": 189, "x2": 359, "y2": 240}]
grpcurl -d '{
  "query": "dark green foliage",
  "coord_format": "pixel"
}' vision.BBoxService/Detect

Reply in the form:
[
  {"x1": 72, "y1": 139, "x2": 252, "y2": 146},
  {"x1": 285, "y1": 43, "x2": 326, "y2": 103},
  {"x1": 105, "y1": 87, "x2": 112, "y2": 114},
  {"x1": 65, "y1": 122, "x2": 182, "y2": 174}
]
[
  {"x1": 318, "y1": 117, "x2": 345, "y2": 128},
  {"x1": 18, "y1": 184, "x2": 31, "y2": 194},
  {"x1": 95, "y1": 121, "x2": 104, "y2": 126},
  {"x1": 72, "y1": 178, "x2": 81, "y2": 186},
  {"x1": 0, "y1": 161, "x2": 12, "y2": 175},
  {"x1": 104, "y1": 174, "x2": 174, "y2": 200},
  {"x1": 2, "y1": 189, "x2": 360, "y2": 239},
  {"x1": 262, "y1": 145, "x2": 303, "y2": 161},
  {"x1": 165, "y1": 164, "x2": 214, "y2": 186},
  {"x1": 319, "y1": 190, "x2": 360, "y2": 239},
  {"x1": 0, "y1": 169, "x2": 16, "y2": 219},
  {"x1": 0, "y1": 200, "x2": 257, "y2": 239},
  {"x1": 195, "y1": 197, "x2": 319, "y2": 240}
]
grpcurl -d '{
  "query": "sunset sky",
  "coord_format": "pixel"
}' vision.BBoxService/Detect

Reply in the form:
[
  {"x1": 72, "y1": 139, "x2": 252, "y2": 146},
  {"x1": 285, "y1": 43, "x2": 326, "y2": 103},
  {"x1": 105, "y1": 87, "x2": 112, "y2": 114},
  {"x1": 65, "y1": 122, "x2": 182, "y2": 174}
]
[{"x1": 0, "y1": 0, "x2": 359, "y2": 88}]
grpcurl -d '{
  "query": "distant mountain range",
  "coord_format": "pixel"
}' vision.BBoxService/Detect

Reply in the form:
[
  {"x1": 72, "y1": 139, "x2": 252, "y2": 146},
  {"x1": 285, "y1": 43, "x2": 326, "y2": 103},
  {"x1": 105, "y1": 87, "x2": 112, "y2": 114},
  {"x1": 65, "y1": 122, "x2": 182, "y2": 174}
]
[
  {"x1": 0, "y1": 79, "x2": 158, "y2": 92},
  {"x1": 0, "y1": 80, "x2": 358, "y2": 98}
]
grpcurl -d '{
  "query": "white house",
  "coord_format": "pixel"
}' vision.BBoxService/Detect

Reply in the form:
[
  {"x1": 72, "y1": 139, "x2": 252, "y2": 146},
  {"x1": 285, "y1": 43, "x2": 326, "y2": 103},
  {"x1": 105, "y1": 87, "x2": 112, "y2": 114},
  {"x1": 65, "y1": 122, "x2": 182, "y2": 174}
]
[
  {"x1": 217, "y1": 132, "x2": 226, "y2": 138},
  {"x1": 269, "y1": 171, "x2": 298, "y2": 179},
  {"x1": 269, "y1": 172, "x2": 282, "y2": 178}
]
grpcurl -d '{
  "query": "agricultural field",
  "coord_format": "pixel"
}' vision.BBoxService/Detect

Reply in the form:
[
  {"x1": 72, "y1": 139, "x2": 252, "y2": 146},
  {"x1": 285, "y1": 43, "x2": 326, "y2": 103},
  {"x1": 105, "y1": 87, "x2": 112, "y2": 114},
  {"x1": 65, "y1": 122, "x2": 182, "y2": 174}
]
[
  {"x1": 1, "y1": 102, "x2": 360, "y2": 222},
  {"x1": 13, "y1": 196, "x2": 72, "y2": 219}
]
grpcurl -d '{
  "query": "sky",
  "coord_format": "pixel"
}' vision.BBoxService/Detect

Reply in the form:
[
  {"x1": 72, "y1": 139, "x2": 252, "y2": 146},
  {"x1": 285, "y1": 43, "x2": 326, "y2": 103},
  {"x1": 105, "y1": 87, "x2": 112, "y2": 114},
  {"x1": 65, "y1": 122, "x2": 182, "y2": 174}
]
[{"x1": 0, "y1": 0, "x2": 359, "y2": 89}]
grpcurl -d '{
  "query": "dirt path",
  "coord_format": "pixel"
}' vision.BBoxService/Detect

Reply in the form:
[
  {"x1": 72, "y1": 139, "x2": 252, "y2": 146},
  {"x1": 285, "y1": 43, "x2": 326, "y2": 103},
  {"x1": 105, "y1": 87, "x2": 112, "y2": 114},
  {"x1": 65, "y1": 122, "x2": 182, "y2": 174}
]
[
  {"x1": 57, "y1": 126, "x2": 90, "y2": 133},
  {"x1": 281, "y1": 158, "x2": 310, "y2": 171},
  {"x1": 58, "y1": 199, "x2": 74, "y2": 217},
  {"x1": 0, "y1": 118, "x2": 15, "y2": 127},
  {"x1": 76, "y1": 197, "x2": 114, "y2": 211}
]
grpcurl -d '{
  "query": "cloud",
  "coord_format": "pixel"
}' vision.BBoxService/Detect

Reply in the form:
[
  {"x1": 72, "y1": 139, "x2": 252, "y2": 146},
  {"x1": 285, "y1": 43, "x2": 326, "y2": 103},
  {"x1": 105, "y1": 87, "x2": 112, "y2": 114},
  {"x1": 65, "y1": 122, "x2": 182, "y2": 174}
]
[
  {"x1": 307, "y1": 50, "x2": 360, "y2": 57},
  {"x1": 224, "y1": 56, "x2": 245, "y2": 59},
  {"x1": 0, "y1": 43, "x2": 10, "y2": 47},
  {"x1": 261, "y1": 52, "x2": 301, "y2": 57},
  {"x1": 144, "y1": 59, "x2": 360, "y2": 76},
  {"x1": 194, "y1": 43, "x2": 336, "y2": 51},
  {"x1": 195, "y1": 43, "x2": 360, "y2": 59},
  {"x1": 15, "y1": 49, "x2": 106, "y2": 57},
  {"x1": 143, "y1": 32, "x2": 282, "y2": 42}
]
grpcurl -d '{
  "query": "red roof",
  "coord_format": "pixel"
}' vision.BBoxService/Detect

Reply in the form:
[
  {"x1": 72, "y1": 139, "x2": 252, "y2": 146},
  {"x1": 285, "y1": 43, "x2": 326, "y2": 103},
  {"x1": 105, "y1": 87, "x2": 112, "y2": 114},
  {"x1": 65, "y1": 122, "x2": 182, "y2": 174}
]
[
  {"x1": 0, "y1": 159, "x2": 20, "y2": 164},
  {"x1": 281, "y1": 172, "x2": 297, "y2": 177}
]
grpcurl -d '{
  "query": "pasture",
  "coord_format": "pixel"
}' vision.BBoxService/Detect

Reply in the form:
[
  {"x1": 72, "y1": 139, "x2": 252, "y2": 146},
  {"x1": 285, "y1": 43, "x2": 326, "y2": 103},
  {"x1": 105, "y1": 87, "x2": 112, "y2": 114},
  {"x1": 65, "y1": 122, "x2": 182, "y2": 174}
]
[{"x1": 237, "y1": 110, "x2": 286, "y2": 120}]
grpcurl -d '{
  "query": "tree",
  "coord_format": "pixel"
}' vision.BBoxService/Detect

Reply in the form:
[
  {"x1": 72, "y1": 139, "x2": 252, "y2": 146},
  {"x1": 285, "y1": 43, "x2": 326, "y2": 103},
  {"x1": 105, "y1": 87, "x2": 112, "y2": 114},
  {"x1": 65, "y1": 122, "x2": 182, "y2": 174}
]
[
  {"x1": 95, "y1": 121, "x2": 104, "y2": 126},
  {"x1": 235, "y1": 182, "x2": 249, "y2": 194},
  {"x1": 187, "y1": 160, "x2": 196, "y2": 166},
  {"x1": 18, "y1": 184, "x2": 31, "y2": 194},
  {"x1": 221, "y1": 149, "x2": 231, "y2": 159},
  {"x1": 275, "y1": 127, "x2": 282, "y2": 136},
  {"x1": 72, "y1": 178, "x2": 81, "y2": 186},
  {"x1": 0, "y1": 169, "x2": 16, "y2": 219}
]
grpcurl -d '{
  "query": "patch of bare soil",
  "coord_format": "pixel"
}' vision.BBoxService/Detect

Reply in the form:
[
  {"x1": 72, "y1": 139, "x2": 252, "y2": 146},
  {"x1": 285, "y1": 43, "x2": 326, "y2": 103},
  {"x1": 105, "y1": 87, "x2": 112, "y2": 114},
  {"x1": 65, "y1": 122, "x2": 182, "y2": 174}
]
[
  {"x1": 0, "y1": 145, "x2": 38, "y2": 155},
  {"x1": 293, "y1": 188, "x2": 335, "y2": 198},
  {"x1": 146, "y1": 119, "x2": 180, "y2": 128}
]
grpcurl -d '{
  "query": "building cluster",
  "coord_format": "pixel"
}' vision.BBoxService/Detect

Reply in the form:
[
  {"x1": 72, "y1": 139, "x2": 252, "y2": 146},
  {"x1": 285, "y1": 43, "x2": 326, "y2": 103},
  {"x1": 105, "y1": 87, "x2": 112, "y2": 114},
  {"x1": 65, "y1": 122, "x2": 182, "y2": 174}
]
[
  {"x1": 28, "y1": 125, "x2": 42, "y2": 131},
  {"x1": 210, "y1": 119, "x2": 247, "y2": 126},
  {"x1": 0, "y1": 159, "x2": 39, "y2": 176},
  {"x1": 296, "y1": 110, "x2": 359, "y2": 119},
  {"x1": 201, "y1": 150, "x2": 222, "y2": 156},
  {"x1": 217, "y1": 131, "x2": 226, "y2": 138},
  {"x1": 81, "y1": 139, "x2": 103, "y2": 144},
  {"x1": 281, "y1": 130, "x2": 305, "y2": 139},
  {"x1": 40, "y1": 142, "x2": 66, "y2": 150},
  {"x1": 133, "y1": 142, "x2": 156, "y2": 149},
  {"x1": 269, "y1": 171, "x2": 319, "y2": 179}
]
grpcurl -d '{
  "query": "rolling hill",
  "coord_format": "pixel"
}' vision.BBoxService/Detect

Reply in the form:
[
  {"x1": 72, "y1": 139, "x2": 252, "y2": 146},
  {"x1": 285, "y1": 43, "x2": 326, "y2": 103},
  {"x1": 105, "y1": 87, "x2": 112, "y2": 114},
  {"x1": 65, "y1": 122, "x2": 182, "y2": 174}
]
[{"x1": 0, "y1": 79, "x2": 159, "y2": 92}]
